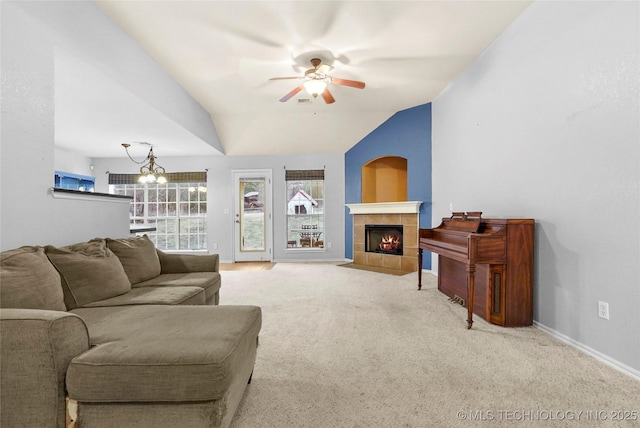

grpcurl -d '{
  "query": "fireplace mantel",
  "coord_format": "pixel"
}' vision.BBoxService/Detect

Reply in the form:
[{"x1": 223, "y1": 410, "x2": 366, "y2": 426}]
[{"x1": 346, "y1": 201, "x2": 422, "y2": 215}]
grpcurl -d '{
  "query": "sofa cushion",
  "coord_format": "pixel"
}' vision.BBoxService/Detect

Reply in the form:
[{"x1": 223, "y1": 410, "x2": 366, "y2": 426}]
[
  {"x1": 45, "y1": 240, "x2": 131, "y2": 309},
  {"x1": 80, "y1": 286, "x2": 206, "y2": 307},
  {"x1": 0, "y1": 246, "x2": 66, "y2": 311},
  {"x1": 106, "y1": 235, "x2": 161, "y2": 285},
  {"x1": 157, "y1": 250, "x2": 219, "y2": 274},
  {"x1": 134, "y1": 272, "x2": 221, "y2": 305},
  {"x1": 67, "y1": 305, "x2": 262, "y2": 402}
]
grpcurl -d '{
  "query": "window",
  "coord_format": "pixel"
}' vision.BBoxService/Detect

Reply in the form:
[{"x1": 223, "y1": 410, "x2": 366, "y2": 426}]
[
  {"x1": 285, "y1": 170, "x2": 324, "y2": 249},
  {"x1": 110, "y1": 172, "x2": 207, "y2": 251},
  {"x1": 54, "y1": 171, "x2": 95, "y2": 192}
]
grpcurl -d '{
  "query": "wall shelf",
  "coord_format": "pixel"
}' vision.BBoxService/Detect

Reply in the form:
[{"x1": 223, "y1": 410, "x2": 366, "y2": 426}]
[
  {"x1": 362, "y1": 156, "x2": 408, "y2": 203},
  {"x1": 50, "y1": 188, "x2": 133, "y2": 204}
]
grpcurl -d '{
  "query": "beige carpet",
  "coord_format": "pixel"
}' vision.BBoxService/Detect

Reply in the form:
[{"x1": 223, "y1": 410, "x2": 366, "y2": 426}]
[
  {"x1": 338, "y1": 262, "x2": 410, "y2": 276},
  {"x1": 220, "y1": 263, "x2": 639, "y2": 427}
]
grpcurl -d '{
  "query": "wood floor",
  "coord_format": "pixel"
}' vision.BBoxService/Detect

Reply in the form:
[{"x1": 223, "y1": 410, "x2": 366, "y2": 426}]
[
  {"x1": 219, "y1": 261, "x2": 276, "y2": 271},
  {"x1": 220, "y1": 261, "x2": 410, "y2": 275}
]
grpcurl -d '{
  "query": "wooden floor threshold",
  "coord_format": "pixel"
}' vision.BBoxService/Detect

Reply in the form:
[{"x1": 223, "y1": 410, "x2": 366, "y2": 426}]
[{"x1": 219, "y1": 261, "x2": 276, "y2": 271}]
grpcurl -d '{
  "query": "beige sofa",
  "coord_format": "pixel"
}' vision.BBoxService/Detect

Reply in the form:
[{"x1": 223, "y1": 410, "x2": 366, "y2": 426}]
[{"x1": 0, "y1": 235, "x2": 261, "y2": 428}]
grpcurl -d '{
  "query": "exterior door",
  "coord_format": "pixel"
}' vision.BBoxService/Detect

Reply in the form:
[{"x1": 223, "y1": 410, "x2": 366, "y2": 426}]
[{"x1": 232, "y1": 170, "x2": 272, "y2": 262}]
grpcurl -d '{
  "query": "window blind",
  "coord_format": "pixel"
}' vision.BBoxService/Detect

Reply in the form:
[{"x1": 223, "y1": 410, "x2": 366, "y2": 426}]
[
  {"x1": 285, "y1": 169, "x2": 325, "y2": 181},
  {"x1": 108, "y1": 172, "x2": 207, "y2": 185}
]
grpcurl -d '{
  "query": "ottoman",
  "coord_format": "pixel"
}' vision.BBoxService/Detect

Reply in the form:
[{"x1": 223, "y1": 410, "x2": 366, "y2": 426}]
[{"x1": 67, "y1": 305, "x2": 262, "y2": 428}]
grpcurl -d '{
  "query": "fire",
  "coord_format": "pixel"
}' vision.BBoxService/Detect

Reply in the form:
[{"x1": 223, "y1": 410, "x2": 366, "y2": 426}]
[{"x1": 379, "y1": 234, "x2": 401, "y2": 251}]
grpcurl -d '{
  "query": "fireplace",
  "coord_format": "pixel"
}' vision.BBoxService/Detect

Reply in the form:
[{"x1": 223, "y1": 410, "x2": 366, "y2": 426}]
[
  {"x1": 365, "y1": 224, "x2": 403, "y2": 256},
  {"x1": 346, "y1": 201, "x2": 422, "y2": 273}
]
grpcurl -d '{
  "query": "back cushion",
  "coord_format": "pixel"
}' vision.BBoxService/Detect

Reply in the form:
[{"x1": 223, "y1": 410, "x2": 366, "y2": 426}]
[
  {"x1": 45, "y1": 240, "x2": 131, "y2": 309},
  {"x1": 0, "y1": 246, "x2": 66, "y2": 311},
  {"x1": 106, "y1": 235, "x2": 161, "y2": 285}
]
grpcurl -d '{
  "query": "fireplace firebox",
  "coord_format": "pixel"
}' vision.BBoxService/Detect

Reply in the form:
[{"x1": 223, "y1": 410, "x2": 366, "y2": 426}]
[{"x1": 365, "y1": 224, "x2": 403, "y2": 256}]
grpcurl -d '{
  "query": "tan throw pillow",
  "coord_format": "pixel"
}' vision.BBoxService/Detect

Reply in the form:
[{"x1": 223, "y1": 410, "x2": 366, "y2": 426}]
[
  {"x1": 106, "y1": 235, "x2": 161, "y2": 285},
  {"x1": 45, "y1": 240, "x2": 131, "y2": 309},
  {"x1": 0, "y1": 246, "x2": 66, "y2": 311}
]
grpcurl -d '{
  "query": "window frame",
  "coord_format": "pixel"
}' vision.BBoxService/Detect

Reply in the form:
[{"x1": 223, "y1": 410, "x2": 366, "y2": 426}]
[
  {"x1": 110, "y1": 181, "x2": 207, "y2": 251},
  {"x1": 54, "y1": 170, "x2": 96, "y2": 192},
  {"x1": 285, "y1": 170, "x2": 325, "y2": 251}
]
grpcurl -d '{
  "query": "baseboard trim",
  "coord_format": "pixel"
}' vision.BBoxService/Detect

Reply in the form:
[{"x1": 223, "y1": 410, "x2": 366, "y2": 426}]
[
  {"x1": 534, "y1": 321, "x2": 640, "y2": 381},
  {"x1": 221, "y1": 258, "x2": 349, "y2": 264},
  {"x1": 272, "y1": 258, "x2": 349, "y2": 263}
]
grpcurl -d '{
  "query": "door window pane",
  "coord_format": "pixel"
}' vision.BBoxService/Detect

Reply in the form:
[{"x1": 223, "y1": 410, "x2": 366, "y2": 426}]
[{"x1": 240, "y1": 178, "x2": 266, "y2": 252}]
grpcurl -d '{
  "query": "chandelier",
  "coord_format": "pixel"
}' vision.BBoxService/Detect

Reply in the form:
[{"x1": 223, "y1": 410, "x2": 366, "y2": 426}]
[{"x1": 122, "y1": 143, "x2": 167, "y2": 184}]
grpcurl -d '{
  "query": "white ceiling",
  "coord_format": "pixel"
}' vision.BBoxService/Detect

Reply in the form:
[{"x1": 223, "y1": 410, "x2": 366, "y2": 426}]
[
  {"x1": 54, "y1": 48, "x2": 218, "y2": 158},
  {"x1": 57, "y1": 1, "x2": 531, "y2": 158}
]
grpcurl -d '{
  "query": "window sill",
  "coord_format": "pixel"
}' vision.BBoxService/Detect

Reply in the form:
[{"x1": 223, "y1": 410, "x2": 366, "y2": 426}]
[
  {"x1": 160, "y1": 250, "x2": 210, "y2": 254},
  {"x1": 130, "y1": 227, "x2": 157, "y2": 234},
  {"x1": 285, "y1": 247, "x2": 326, "y2": 252},
  {"x1": 50, "y1": 188, "x2": 133, "y2": 203}
]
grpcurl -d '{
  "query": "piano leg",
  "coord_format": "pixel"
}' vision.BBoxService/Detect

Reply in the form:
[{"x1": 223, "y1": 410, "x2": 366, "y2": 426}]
[
  {"x1": 466, "y1": 264, "x2": 475, "y2": 329},
  {"x1": 417, "y1": 248, "x2": 423, "y2": 290}
]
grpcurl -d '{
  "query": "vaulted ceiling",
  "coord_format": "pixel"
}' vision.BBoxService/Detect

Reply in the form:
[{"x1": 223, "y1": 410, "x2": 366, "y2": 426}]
[{"x1": 56, "y1": 1, "x2": 531, "y2": 158}]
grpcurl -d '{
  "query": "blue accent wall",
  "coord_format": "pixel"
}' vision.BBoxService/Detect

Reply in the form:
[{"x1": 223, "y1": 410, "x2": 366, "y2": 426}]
[{"x1": 344, "y1": 103, "x2": 432, "y2": 268}]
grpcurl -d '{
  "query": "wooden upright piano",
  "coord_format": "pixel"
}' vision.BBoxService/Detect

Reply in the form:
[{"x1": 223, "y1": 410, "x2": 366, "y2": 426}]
[{"x1": 418, "y1": 212, "x2": 534, "y2": 329}]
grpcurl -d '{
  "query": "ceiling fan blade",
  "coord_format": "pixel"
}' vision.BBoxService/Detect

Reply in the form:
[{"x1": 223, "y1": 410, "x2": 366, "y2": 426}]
[
  {"x1": 279, "y1": 85, "x2": 304, "y2": 102},
  {"x1": 316, "y1": 64, "x2": 333, "y2": 75},
  {"x1": 321, "y1": 88, "x2": 335, "y2": 104},
  {"x1": 331, "y1": 77, "x2": 366, "y2": 89},
  {"x1": 269, "y1": 77, "x2": 302, "y2": 81}
]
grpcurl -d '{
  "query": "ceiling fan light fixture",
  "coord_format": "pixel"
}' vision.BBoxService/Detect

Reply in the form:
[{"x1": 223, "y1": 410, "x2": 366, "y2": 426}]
[
  {"x1": 303, "y1": 79, "x2": 327, "y2": 98},
  {"x1": 271, "y1": 58, "x2": 364, "y2": 103}
]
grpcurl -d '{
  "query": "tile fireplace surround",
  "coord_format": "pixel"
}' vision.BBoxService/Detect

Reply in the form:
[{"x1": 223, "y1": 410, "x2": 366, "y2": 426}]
[{"x1": 346, "y1": 202, "x2": 422, "y2": 273}]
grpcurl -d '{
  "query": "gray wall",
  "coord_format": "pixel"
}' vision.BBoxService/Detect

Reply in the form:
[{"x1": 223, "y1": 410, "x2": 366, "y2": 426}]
[
  {"x1": 0, "y1": 1, "x2": 221, "y2": 249},
  {"x1": 0, "y1": 1, "x2": 130, "y2": 248},
  {"x1": 432, "y1": 1, "x2": 639, "y2": 374},
  {"x1": 92, "y1": 153, "x2": 345, "y2": 263}
]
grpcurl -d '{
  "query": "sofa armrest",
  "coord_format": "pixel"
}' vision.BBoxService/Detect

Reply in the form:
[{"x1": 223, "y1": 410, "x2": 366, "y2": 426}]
[
  {"x1": 157, "y1": 250, "x2": 220, "y2": 274},
  {"x1": 0, "y1": 309, "x2": 90, "y2": 428}
]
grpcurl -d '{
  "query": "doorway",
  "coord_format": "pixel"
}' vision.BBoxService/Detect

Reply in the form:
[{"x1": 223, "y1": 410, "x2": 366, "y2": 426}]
[{"x1": 232, "y1": 170, "x2": 272, "y2": 262}]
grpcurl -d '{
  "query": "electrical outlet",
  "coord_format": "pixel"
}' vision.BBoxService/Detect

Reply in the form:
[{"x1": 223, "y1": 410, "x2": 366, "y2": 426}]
[
  {"x1": 212, "y1": 243, "x2": 218, "y2": 250},
  {"x1": 598, "y1": 301, "x2": 609, "y2": 320}
]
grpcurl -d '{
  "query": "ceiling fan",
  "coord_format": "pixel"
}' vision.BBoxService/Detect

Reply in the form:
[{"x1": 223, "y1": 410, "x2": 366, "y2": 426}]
[{"x1": 269, "y1": 58, "x2": 365, "y2": 104}]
